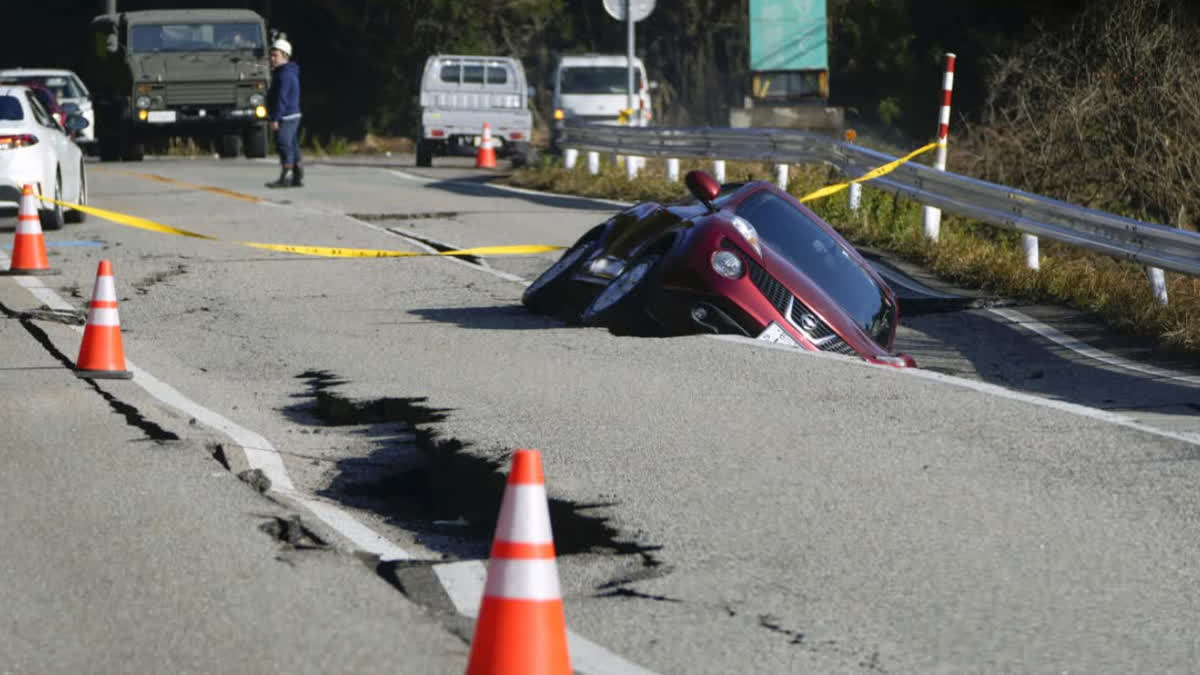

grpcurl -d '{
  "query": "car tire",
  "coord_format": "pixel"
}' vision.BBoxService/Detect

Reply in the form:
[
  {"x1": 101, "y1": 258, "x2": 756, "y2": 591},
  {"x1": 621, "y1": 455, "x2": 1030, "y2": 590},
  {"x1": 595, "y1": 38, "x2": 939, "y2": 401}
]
[
  {"x1": 244, "y1": 125, "x2": 268, "y2": 158},
  {"x1": 121, "y1": 138, "x2": 145, "y2": 162},
  {"x1": 415, "y1": 140, "x2": 432, "y2": 167},
  {"x1": 64, "y1": 163, "x2": 87, "y2": 224},
  {"x1": 39, "y1": 172, "x2": 65, "y2": 231},
  {"x1": 522, "y1": 228, "x2": 603, "y2": 318},
  {"x1": 579, "y1": 252, "x2": 663, "y2": 335},
  {"x1": 220, "y1": 133, "x2": 244, "y2": 158}
]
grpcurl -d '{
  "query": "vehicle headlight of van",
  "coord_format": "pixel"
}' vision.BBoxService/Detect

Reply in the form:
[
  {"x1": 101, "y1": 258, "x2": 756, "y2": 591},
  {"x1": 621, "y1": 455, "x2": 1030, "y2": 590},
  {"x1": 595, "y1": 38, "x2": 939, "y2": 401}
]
[
  {"x1": 730, "y1": 215, "x2": 761, "y2": 256},
  {"x1": 135, "y1": 96, "x2": 151, "y2": 109},
  {"x1": 249, "y1": 93, "x2": 265, "y2": 106}
]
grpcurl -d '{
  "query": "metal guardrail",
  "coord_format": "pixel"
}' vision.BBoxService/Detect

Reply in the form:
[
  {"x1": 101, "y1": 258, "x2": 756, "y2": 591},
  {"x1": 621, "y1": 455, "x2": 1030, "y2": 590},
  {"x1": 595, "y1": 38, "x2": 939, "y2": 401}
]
[{"x1": 562, "y1": 121, "x2": 1200, "y2": 277}]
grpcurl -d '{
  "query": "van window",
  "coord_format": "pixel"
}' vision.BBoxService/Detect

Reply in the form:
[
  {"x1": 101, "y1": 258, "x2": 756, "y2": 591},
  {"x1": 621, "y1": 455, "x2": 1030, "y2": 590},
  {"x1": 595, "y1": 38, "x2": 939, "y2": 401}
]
[{"x1": 560, "y1": 67, "x2": 643, "y2": 95}]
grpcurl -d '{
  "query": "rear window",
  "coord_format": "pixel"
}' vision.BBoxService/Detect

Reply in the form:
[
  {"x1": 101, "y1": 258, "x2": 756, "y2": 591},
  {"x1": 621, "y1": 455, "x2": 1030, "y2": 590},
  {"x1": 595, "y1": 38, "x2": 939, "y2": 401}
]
[
  {"x1": 0, "y1": 96, "x2": 23, "y2": 120},
  {"x1": 560, "y1": 66, "x2": 643, "y2": 94},
  {"x1": 3, "y1": 75, "x2": 83, "y2": 100},
  {"x1": 439, "y1": 63, "x2": 510, "y2": 85}
]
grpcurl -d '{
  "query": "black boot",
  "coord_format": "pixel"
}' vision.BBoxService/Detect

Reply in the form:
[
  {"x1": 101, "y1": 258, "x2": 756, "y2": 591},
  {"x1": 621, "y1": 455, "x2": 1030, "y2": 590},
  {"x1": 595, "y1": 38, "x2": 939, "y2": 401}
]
[
  {"x1": 291, "y1": 164, "x2": 304, "y2": 187},
  {"x1": 266, "y1": 167, "x2": 291, "y2": 188}
]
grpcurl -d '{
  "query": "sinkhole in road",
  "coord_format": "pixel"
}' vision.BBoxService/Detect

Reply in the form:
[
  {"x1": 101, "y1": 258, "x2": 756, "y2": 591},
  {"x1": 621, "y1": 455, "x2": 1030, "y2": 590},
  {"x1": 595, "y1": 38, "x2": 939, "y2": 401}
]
[{"x1": 286, "y1": 369, "x2": 663, "y2": 565}]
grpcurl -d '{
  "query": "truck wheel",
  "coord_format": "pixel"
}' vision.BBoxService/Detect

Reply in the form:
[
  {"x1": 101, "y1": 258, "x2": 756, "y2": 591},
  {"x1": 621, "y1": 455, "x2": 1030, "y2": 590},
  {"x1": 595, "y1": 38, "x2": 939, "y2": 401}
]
[
  {"x1": 99, "y1": 134, "x2": 121, "y2": 162},
  {"x1": 510, "y1": 142, "x2": 537, "y2": 168},
  {"x1": 244, "y1": 125, "x2": 268, "y2": 158},
  {"x1": 121, "y1": 139, "x2": 145, "y2": 162},
  {"x1": 220, "y1": 133, "x2": 244, "y2": 158},
  {"x1": 415, "y1": 140, "x2": 432, "y2": 167}
]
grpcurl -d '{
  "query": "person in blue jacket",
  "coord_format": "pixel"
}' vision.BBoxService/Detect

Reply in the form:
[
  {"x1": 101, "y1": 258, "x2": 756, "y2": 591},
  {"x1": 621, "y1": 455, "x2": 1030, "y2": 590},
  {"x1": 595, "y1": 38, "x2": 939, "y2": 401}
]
[{"x1": 266, "y1": 38, "x2": 303, "y2": 188}]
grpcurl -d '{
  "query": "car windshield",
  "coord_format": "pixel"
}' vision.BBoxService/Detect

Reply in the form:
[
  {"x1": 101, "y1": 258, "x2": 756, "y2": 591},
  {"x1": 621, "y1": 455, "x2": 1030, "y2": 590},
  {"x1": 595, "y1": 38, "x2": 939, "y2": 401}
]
[
  {"x1": 130, "y1": 22, "x2": 263, "y2": 52},
  {"x1": 0, "y1": 96, "x2": 23, "y2": 121},
  {"x1": 734, "y1": 190, "x2": 895, "y2": 345},
  {"x1": 3, "y1": 75, "x2": 82, "y2": 100},
  {"x1": 560, "y1": 66, "x2": 643, "y2": 94}
]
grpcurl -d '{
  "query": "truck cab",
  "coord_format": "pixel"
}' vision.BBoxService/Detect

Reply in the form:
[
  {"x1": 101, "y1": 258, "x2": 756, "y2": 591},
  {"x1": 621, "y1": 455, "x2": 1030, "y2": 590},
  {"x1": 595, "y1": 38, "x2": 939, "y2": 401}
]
[
  {"x1": 416, "y1": 54, "x2": 534, "y2": 167},
  {"x1": 551, "y1": 54, "x2": 653, "y2": 151},
  {"x1": 87, "y1": 9, "x2": 272, "y2": 161}
]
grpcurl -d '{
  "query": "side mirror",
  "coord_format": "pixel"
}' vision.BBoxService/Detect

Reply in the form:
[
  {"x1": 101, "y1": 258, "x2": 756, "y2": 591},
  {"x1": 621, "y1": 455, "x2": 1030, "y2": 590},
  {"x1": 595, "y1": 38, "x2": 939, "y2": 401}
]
[
  {"x1": 65, "y1": 115, "x2": 90, "y2": 132},
  {"x1": 685, "y1": 170, "x2": 720, "y2": 212},
  {"x1": 527, "y1": 85, "x2": 536, "y2": 100},
  {"x1": 648, "y1": 80, "x2": 659, "y2": 92},
  {"x1": 106, "y1": 33, "x2": 119, "y2": 54}
]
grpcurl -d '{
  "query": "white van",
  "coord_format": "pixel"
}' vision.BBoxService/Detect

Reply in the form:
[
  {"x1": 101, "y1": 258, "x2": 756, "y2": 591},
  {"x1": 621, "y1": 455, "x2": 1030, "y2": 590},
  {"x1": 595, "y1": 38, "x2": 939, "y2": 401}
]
[
  {"x1": 417, "y1": 54, "x2": 535, "y2": 167},
  {"x1": 551, "y1": 54, "x2": 653, "y2": 150}
]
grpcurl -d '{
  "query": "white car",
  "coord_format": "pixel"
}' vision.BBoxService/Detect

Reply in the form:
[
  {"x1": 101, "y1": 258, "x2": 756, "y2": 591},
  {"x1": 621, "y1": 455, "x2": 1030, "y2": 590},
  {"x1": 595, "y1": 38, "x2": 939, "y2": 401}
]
[
  {"x1": 0, "y1": 68, "x2": 95, "y2": 147},
  {"x1": 0, "y1": 85, "x2": 88, "y2": 230}
]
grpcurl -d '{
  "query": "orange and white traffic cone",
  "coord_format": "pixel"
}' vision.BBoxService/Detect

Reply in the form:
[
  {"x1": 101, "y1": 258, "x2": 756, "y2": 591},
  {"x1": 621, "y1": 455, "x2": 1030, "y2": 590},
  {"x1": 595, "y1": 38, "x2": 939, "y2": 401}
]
[
  {"x1": 74, "y1": 260, "x2": 132, "y2": 379},
  {"x1": 466, "y1": 449, "x2": 571, "y2": 675},
  {"x1": 1, "y1": 184, "x2": 57, "y2": 275},
  {"x1": 475, "y1": 122, "x2": 497, "y2": 169}
]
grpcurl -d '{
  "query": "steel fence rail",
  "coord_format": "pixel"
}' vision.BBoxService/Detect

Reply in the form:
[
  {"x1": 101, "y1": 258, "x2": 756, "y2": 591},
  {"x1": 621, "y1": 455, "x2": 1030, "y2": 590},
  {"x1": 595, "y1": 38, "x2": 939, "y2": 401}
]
[{"x1": 562, "y1": 121, "x2": 1200, "y2": 278}]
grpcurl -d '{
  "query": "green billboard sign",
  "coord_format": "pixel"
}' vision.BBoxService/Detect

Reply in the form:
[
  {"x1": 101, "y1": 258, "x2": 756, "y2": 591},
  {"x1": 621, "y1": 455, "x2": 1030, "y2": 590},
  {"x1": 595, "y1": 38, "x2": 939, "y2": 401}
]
[{"x1": 750, "y1": 0, "x2": 827, "y2": 71}]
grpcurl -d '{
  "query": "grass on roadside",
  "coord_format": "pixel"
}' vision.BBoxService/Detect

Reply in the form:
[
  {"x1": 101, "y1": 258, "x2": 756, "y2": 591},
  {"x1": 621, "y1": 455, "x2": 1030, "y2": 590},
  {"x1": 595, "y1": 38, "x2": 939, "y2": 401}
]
[{"x1": 506, "y1": 155, "x2": 1200, "y2": 358}]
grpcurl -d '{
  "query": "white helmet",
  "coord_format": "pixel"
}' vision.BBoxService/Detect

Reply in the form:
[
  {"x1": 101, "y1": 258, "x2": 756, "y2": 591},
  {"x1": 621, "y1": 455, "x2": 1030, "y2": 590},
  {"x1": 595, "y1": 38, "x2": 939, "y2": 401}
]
[{"x1": 271, "y1": 38, "x2": 292, "y2": 57}]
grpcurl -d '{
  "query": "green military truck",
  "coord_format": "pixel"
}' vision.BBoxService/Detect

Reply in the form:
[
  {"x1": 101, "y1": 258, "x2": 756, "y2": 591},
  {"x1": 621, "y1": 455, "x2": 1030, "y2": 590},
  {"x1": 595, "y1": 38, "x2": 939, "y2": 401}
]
[{"x1": 86, "y1": 9, "x2": 272, "y2": 161}]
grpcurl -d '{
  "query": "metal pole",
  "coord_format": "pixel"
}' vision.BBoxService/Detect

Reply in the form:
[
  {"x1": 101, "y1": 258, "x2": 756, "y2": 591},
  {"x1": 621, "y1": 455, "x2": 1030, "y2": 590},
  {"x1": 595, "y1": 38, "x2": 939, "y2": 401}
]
[
  {"x1": 922, "y1": 53, "x2": 956, "y2": 242},
  {"x1": 105, "y1": 0, "x2": 117, "y2": 13},
  {"x1": 626, "y1": 0, "x2": 635, "y2": 125}
]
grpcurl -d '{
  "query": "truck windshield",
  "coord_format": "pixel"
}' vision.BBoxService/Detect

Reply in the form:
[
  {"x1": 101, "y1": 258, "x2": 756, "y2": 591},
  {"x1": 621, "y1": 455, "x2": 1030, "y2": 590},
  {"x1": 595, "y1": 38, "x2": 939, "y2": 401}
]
[
  {"x1": 560, "y1": 67, "x2": 642, "y2": 95},
  {"x1": 130, "y1": 22, "x2": 263, "y2": 53}
]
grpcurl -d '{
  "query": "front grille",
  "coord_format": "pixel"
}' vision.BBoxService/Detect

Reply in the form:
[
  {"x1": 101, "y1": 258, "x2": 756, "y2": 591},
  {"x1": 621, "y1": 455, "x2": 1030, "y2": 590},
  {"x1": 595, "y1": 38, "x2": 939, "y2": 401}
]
[
  {"x1": 746, "y1": 256, "x2": 860, "y2": 358},
  {"x1": 166, "y1": 82, "x2": 236, "y2": 106}
]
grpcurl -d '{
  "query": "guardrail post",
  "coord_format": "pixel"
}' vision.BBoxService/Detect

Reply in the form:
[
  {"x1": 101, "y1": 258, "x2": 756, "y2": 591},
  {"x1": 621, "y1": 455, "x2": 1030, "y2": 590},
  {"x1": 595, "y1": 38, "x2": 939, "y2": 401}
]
[
  {"x1": 564, "y1": 148, "x2": 578, "y2": 169},
  {"x1": 845, "y1": 129, "x2": 861, "y2": 211},
  {"x1": 1147, "y1": 267, "x2": 1169, "y2": 305},
  {"x1": 775, "y1": 164, "x2": 788, "y2": 191},
  {"x1": 922, "y1": 53, "x2": 956, "y2": 242},
  {"x1": 626, "y1": 155, "x2": 642, "y2": 180},
  {"x1": 587, "y1": 151, "x2": 600, "y2": 175},
  {"x1": 713, "y1": 159, "x2": 726, "y2": 183},
  {"x1": 666, "y1": 158, "x2": 680, "y2": 182},
  {"x1": 1022, "y1": 234, "x2": 1040, "y2": 270}
]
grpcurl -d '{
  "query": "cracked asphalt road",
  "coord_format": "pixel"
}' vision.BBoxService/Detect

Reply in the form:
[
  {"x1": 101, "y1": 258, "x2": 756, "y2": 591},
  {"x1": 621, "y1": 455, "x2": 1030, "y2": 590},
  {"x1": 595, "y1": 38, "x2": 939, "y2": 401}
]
[{"x1": 2, "y1": 155, "x2": 1198, "y2": 674}]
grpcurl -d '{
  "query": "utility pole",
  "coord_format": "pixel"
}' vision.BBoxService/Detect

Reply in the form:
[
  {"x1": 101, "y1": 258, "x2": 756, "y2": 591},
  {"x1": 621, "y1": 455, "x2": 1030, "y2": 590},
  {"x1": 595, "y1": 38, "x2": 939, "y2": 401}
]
[{"x1": 105, "y1": 0, "x2": 116, "y2": 14}]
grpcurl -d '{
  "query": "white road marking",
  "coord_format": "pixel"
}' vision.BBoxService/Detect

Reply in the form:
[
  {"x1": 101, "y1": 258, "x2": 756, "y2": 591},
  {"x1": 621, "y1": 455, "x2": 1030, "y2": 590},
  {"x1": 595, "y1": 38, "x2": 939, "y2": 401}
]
[
  {"x1": 988, "y1": 307, "x2": 1200, "y2": 386},
  {"x1": 1, "y1": 228, "x2": 661, "y2": 675}
]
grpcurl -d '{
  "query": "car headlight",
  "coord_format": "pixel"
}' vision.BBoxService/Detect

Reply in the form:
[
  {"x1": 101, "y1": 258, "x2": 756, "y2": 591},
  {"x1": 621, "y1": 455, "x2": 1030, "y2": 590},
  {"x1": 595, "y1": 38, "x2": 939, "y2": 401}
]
[
  {"x1": 730, "y1": 215, "x2": 761, "y2": 256},
  {"x1": 711, "y1": 250, "x2": 744, "y2": 279},
  {"x1": 135, "y1": 96, "x2": 151, "y2": 109},
  {"x1": 249, "y1": 93, "x2": 265, "y2": 106}
]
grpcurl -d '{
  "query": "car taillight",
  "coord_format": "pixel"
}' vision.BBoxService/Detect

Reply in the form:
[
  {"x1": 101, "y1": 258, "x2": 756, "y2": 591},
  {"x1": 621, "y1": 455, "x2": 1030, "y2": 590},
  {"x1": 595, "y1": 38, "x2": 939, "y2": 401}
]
[
  {"x1": 0, "y1": 134, "x2": 38, "y2": 150},
  {"x1": 431, "y1": 129, "x2": 445, "y2": 137}
]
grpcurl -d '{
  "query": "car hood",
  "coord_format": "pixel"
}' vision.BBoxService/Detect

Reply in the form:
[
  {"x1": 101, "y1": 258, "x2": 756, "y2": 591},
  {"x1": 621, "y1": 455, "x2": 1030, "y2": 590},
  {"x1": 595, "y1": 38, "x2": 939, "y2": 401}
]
[
  {"x1": 758, "y1": 243, "x2": 895, "y2": 353},
  {"x1": 131, "y1": 52, "x2": 268, "y2": 82}
]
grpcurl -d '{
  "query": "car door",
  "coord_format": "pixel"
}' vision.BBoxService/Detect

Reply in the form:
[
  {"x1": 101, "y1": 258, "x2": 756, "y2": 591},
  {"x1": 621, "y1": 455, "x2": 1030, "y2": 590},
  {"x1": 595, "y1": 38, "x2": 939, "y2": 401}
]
[{"x1": 24, "y1": 89, "x2": 78, "y2": 200}]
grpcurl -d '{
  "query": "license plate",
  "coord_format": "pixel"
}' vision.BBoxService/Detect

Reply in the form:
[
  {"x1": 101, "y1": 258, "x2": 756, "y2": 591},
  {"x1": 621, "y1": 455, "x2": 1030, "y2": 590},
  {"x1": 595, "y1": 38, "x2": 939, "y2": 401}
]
[
  {"x1": 147, "y1": 110, "x2": 176, "y2": 123},
  {"x1": 756, "y1": 322, "x2": 800, "y2": 347}
]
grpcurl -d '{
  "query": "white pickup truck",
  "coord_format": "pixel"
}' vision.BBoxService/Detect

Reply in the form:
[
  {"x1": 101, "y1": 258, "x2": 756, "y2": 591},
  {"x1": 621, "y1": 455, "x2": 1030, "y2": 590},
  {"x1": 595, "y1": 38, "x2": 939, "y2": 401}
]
[{"x1": 416, "y1": 54, "x2": 535, "y2": 167}]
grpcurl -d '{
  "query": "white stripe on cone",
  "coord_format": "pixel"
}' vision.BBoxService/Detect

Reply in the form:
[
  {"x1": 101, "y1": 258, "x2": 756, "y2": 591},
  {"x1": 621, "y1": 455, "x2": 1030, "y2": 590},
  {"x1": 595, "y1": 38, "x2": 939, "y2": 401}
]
[
  {"x1": 495, "y1": 484, "x2": 553, "y2": 543},
  {"x1": 482, "y1": 558, "x2": 563, "y2": 600},
  {"x1": 86, "y1": 307, "x2": 121, "y2": 326},
  {"x1": 92, "y1": 275, "x2": 117, "y2": 302}
]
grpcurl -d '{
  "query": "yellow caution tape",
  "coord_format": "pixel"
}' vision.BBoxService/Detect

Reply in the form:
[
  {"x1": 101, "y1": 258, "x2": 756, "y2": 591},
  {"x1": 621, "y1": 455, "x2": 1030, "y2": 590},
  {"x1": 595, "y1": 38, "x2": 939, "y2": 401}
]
[
  {"x1": 798, "y1": 141, "x2": 939, "y2": 203},
  {"x1": 40, "y1": 199, "x2": 563, "y2": 258}
]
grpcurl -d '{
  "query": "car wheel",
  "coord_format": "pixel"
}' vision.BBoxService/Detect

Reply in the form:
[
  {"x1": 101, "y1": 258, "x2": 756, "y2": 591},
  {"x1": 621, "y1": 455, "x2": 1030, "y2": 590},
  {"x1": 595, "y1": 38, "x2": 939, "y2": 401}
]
[
  {"x1": 64, "y1": 163, "x2": 87, "y2": 224},
  {"x1": 415, "y1": 140, "x2": 432, "y2": 167},
  {"x1": 579, "y1": 252, "x2": 663, "y2": 335},
  {"x1": 522, "y1": 229, "x2": 603, "y2": 317},
  {"x1": 39, "y1": 172, "x2": 65, "y2": 231}
]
